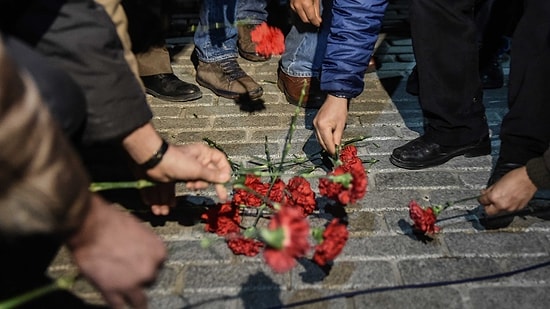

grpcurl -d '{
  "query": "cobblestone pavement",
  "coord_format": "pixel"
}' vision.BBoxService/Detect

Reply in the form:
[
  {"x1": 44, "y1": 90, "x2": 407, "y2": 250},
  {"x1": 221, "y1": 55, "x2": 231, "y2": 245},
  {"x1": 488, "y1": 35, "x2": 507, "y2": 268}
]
[{"x1": 48, "y1": 1, "x2": 550, "y2": 308}]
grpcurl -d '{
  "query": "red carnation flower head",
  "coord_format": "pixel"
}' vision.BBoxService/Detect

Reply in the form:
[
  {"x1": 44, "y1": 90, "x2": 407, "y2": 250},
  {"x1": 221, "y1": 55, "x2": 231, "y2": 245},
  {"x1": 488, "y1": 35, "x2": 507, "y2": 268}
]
[
  {"x1": 233, "y1": 174, "x2": 267, "y2": 207},
  {"x1": 227, "y1": 235, "x2": 264, "y2": 257},
  {"x1": 286, "y1": 176, "x2": 317, "y2": 217},
  {"x1": 312, "y1": 218, "x2": 349, "y2": 266},
  {"x1": 267, "y1": 178, "x2": 286, "y2": 207},
  {"x1": 339, "y1": 145, "x2": 358, "y2": 165},
  {"x1": 201, "y1": 202, "x2": 241, "y2": 236},
  {"x1": 250, "y1": 22, "x2": 285, "y2": 57},
  {"x1": 409, "y1": 200, "x2": 440, "y2": 235},
  {"x1": 262, "y1": 206, "x2": 310, "y2": 273},
  {"x1": 319, "y1": 165, "x2": 367, "y2": 205}
]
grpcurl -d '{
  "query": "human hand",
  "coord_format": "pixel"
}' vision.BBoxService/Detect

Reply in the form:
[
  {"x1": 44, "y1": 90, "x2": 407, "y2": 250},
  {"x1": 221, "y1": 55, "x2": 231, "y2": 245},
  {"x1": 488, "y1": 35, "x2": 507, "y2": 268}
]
[
  {"x1": 478, "y1": 167, "x2": 537, "y2": 216},
  {"x1": 148, "y1": 143, "x2": 232, "y2": 202},
  {"x1": 290, "y1": 0, "x2": 322, "y2": 27},
  {"x1": 313, "y1": 95, "x2": 349, "y2": 155},
  {"x1": 123, "y1": 124, "x2": 232, "y2": 211},
  {"x1": 67, "y1": 194, "x2": 166, "y2": 309}
]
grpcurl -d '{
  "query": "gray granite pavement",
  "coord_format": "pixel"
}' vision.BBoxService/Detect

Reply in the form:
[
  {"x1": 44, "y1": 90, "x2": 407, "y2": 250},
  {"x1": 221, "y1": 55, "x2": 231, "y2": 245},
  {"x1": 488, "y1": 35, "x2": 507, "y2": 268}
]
[{"x1": 48, "y1": 1, "x2": 550, "y2": 308}]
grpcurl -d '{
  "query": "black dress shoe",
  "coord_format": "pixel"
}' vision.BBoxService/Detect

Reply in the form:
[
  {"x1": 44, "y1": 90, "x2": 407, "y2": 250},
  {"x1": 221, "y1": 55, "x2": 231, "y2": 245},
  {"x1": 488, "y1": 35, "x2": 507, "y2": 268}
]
[
  {"x1": 141, "y1": 73, "x2": 202, "y2": 102},
  {"x1": 479, "y1": 159, "x2": 524, "y2": 229},
  {"x1": 390, "y1": 135, "x2": 491, "y2": 170}
]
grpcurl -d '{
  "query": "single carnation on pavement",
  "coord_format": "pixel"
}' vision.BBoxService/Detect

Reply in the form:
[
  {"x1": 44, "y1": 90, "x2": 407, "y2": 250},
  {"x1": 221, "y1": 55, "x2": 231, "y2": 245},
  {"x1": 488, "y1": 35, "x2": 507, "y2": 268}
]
[
  {"x1": 312, "y1": 218, "x2": 349, "y2": 266},
  {"x1": 263, "y1": 206, "x2": 310, "y2": 273},
  {"x1": 409, "y1": 200, "x2": 440, "y2": 235}
]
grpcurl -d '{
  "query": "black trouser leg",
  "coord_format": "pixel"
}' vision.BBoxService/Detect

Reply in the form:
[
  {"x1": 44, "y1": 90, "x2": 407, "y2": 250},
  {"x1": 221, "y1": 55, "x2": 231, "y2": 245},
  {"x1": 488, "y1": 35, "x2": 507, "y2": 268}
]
[
  {"x1": 499, "y1": 0, "x2": 550, "y2": 164},
  {"x1": 410, "y1": 0, "x2": 489, "y2": 146}
]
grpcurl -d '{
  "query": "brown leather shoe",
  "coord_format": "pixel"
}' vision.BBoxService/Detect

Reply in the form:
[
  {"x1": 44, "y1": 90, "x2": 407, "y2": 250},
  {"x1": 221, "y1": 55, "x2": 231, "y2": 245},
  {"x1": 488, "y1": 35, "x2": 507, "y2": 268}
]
[
  {"x1": 237, "y1": 24, "x2": 271, "y2": 62},
  {"x1": 277, "y1": 68, "x2": 325, "y2": 109},
  {"x1": 196, "y1": 58, "x2": 263, "y2": 100}
]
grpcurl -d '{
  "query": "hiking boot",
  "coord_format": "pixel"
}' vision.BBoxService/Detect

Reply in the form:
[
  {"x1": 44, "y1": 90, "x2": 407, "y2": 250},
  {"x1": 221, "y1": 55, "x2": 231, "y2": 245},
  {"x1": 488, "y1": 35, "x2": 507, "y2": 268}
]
[
  {"x1": 196, "y1": 58, "x2": 263, "y2": 100},
  {"x1": 237, "y1": 24, "x2": 271, "y2": 62}
]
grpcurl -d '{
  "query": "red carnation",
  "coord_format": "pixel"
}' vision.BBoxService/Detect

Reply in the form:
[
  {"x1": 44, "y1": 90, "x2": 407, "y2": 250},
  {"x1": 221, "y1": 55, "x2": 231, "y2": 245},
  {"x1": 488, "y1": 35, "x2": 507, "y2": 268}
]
[
  {"x1": 312, "y1": 219, "x2": 349, "y2": 266},
  {"x1": 286, "y1": 176, "x2": 317, "y2": 217},
  {"x1": 347, "y1": 161, "x2": 368, "y2": 203},
  {"x1": 201, "y1": 202, "x2": 241, "y2": 236},
  {"x1": 339, "y1": 145, "x2": 358, "y2": 164},
  {"x1": 319, "y1": 158, "x2": 367, "y2": 205},
  {"x1": 263, "y1": 206, "x2": 310, "y2": 273},
  {"x1": 233, "y1": 175, "x2": 267, "y2": 207},
  {"x1": 227, "y1": 236, "x2": 264, "y2": 257},
  {"x1": 250, "y1": 22, "x2": 285, "y2": 57},
  {"x1": 409, "y1": 200, "x2": 440, "y2": 235},
  {"x1": 267, "y1": 178, "x2": 286, "y2": 206}
]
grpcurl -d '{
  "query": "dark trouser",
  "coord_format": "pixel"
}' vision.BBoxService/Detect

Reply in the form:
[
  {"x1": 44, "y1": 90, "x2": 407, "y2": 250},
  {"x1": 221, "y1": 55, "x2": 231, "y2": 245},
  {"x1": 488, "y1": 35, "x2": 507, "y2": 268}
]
[
  {"x1": 410, "y1": 0, "x2": 489, "y2": 146},
  {"x1": 498, "y1": 0, "x2": 550, "y2": 164}
]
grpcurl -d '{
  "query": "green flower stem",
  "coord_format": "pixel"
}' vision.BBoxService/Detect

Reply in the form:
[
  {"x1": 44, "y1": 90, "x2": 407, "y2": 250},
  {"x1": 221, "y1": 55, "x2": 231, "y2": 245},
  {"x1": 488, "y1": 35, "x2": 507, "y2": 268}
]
[
  {"x1": 0, "y1": 276, "x2": 75, "y2": 309},
  {"x1": 89, "y1": 180, "x2": 157, "y2": 192},
  {"x1": 259, "y1": 227, "x2": 285, "y2": 249},
  {"x1": 432, "y1": 195, "x2": 482, "y2": 216},
  {"x1": 252, "y1": 205, "x2": 268, "y2": 228}
]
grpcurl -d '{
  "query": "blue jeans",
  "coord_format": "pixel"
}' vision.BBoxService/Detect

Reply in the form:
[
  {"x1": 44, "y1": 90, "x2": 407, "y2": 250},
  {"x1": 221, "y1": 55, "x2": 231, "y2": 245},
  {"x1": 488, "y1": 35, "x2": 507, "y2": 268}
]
[
  {"x1": 194, "y1": 0, "x2": 267, "y2": 62},
  {"x1": 279, "y1": 0, "x2": 332, "y2": 78},
  {"x1": 237, "y1": 0, "x2": 268, "y2": 24}
]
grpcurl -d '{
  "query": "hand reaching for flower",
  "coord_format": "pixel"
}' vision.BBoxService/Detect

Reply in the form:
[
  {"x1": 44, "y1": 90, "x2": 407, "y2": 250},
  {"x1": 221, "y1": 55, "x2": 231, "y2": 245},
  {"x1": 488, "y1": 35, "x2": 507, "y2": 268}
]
[
  {"x1": 479, "y1": 166, "x2": 537, "y2": 216},
  {"x1": 313, "y1": 95, "x2": 349, "y2": 155},
  {"x1": 123, "y1": 123, "x2": 232, "y2": 215}
]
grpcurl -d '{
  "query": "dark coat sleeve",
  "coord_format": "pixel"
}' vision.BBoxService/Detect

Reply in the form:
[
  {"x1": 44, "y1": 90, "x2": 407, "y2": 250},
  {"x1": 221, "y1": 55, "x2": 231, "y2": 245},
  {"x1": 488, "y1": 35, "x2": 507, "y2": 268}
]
[
  {"x1": 321, "y1": 0, "x2": 388, "y2": 98},
  {"x1": 4, "y1": 0, "x2": 152, "y2": 144},
  {"x1": 526, "y1": 148, "x2": 550, "y2": 189}
]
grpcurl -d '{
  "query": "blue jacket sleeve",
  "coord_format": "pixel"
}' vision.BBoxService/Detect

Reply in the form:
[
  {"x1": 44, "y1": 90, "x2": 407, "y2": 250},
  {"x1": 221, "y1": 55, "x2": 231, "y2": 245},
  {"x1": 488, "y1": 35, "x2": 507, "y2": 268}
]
[{"x1": 321, "y1": 0, "x2": 388, "y2": 98}]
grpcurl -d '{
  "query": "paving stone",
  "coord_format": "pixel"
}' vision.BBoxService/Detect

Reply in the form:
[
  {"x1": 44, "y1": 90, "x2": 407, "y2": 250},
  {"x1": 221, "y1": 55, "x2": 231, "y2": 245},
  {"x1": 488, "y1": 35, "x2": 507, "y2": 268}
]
[
  {"x1": 352, "y1": 287, "x2": 464, "y2": 309},
  {"x1": 398, "y1": 257, "x2": 502, "y2": 284},
  {"x1": 468, "y1": 286, "x2": 550, "y2": 309},
  {"x1": 341, "y1": 235, "x2": 445, "y2": 258},
  {"x1": 180, "y1": 263, "x2": 289, "y2": 292},
  {"x1": 290, "y1": 260, "x2": 397, "y2": 290},
  {"x1": 444, "y1": 232, "x2": 550, "y2": 256}
]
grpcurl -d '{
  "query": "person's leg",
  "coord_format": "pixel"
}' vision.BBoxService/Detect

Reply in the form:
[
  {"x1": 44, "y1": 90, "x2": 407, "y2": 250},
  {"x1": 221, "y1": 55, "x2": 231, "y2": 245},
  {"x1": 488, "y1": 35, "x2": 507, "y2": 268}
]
[
  {"x1": 95, "y1": 0, "x2": 143, "y2": 90},
  {"x1": 121, "y1": 0, "x2": 202, "y2": 102},
  {"x1": 496, "y1": 0, "x2": 550, "y2": 167},
  {"x1": 235, "y1": 0, "x2": 270, "y2": 61},
  {"x1": 194, "y1": 0, "x2": 263, "y2": 100},
  {"x1": 390, "y1": 0, "x2": 490, "y2": 169},
  {"x1": 277, "y1": 0, "x2": 331, "y2": 108}
]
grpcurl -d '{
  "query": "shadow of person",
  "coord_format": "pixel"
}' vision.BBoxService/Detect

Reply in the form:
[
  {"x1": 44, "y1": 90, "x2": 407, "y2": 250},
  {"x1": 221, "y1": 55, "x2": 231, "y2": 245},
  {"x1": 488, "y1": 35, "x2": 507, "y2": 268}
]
[{"x1": 239, "y1": 272, "x2": 283, "y2": 309}]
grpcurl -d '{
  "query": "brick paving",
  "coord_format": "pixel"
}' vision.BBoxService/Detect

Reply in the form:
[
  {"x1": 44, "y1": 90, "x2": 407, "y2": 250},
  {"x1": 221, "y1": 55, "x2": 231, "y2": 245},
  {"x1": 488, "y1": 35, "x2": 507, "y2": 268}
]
[{"x1": 48, "y1": 1, "x2": 550, "y2": 308}]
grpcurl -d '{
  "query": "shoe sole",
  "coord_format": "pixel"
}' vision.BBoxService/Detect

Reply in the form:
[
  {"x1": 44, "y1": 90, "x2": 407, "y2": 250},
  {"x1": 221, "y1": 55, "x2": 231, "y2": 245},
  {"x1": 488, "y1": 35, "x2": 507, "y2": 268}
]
[
  {"x1": 196, "y1": 77, "x2": 263, "y2": 100},
  {"x1": 238, "y1": 49, "x2": 271, "y2": 62},
  {"x1": 389, "y1": 142, "x2": 491, "y2": 170},
  {"x1": 145, "y1": 89, "x2": 202, "y2": 102}
]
